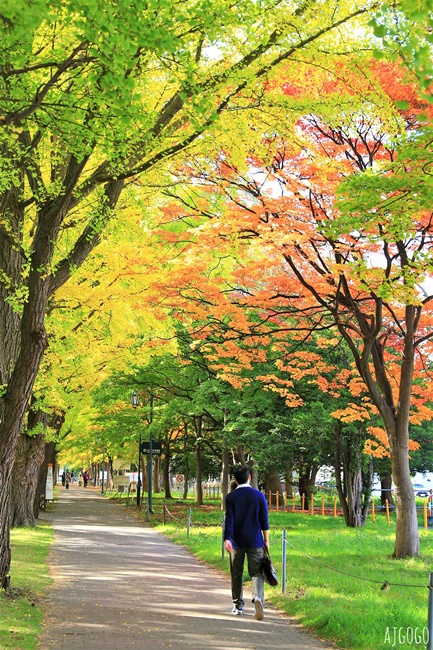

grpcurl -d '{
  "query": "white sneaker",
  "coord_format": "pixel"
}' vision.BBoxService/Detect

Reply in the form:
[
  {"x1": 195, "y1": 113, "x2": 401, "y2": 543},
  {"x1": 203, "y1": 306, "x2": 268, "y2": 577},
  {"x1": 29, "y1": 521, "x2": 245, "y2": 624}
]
[
  {"x1": 254, "y1": 599, "x2": 264, "y2": 621},
  {"x1": 232, "y1": 606, "x2": 243, "y2": 615}
]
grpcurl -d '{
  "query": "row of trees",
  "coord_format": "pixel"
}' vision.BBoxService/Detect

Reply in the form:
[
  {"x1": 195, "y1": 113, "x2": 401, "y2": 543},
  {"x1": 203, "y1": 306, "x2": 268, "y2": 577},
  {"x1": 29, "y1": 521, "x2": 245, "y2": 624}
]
[
  {"x1": 59, "y1": 325, "x2": 433, "y2": 529},
  {"x1": 1, "y1": 0, "x2": 432, "y2": 589}
]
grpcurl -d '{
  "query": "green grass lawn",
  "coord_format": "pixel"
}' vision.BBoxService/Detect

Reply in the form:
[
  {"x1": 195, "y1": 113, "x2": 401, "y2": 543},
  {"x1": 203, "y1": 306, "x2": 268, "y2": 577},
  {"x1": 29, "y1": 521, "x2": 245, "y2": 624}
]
[
  {"x1": 0, "y1": 521, "x2": 53, "y2": 650},
  {"x1": 126, "y1": 494, "x2": 433, "y2": 650},
  {"x1": 1, "y1": 490, "x2": 430, "y2": 650}
]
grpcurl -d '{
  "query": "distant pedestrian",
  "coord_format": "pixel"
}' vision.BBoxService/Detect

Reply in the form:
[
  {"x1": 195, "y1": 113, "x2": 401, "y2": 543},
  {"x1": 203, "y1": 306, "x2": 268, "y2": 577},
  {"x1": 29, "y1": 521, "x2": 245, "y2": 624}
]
[
  {"x1": 83, "y1": 471, "x2": 89, "y2": 488},
  {"x1": 223, "y1": 465, "x2": 269, "y2": 620},
  {"x1": 65, "y1": 470, "x2": 71, "y2": 489}
]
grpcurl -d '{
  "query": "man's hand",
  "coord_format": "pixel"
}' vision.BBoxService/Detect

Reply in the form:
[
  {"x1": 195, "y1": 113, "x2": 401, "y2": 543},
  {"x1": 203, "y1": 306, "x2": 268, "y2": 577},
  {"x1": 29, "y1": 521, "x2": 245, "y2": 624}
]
[{"x1": 224, "y1": 540, "x2": 233, "y2": 553}]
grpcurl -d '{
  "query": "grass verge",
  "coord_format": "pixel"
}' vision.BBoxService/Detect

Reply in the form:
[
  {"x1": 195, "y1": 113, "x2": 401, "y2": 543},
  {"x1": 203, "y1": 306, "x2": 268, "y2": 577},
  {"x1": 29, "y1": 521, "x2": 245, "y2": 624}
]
[
  {"x1": 0, "y1": 521, "x2": 53, "y2": 650},
  {"x1": 119, "y1": 494, "x2": 433, "y2": 650}
]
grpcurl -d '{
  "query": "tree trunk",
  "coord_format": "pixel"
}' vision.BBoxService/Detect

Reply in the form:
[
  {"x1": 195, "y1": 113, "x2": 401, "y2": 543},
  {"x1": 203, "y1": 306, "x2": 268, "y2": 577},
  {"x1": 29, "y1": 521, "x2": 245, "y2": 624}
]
[
  {"x1": 264, "y1": 467, "x2": 282, "y2": 507},
  {"x1": 250, "y1": 466, "x2": 259, "y2": 490},
  {"x1": 221, "y1": 447, "x2": 230, "y2": 510},
  {"x1": 153, "y1": 455, "x2": 161, "y2": 493},
  {"x1": 0, "y1": 185, "x2": 22, "y2": 587},
  {"x1": 345, "y1": 469, "x2": 364, "y2": 527},
  {"x1": 284, "y1": 467, "x2": 294, "y2": 498},
  {"x1": 183, "y1": 424, "x2": 189, "y2": 500},
  {"x1": 361, "y1": 457, "x2": 374, "y2": 522},
  {"x1": 380, "y1": 471, "x2": 394, "y2": 508},
  {"x1": 10, "y1": 407, "x2": 50, "y2": 527},
  {"x1": 234, "y1": 444, "x2": 247, "y2": 466},
  {"x1": 10, "y1": 431, "x2": 47, "y2": 527},
  {"x1": 141, "y1": 455, "x2": 147, "y2": 494},
  {"x1": 298, "y1": 464, "x2": 318, "y2": 510},
  {"x1": 195, "y1": 416, "x2": 203, "y2": 506},
  {"x1": 35, "y1": 441, "x2": 57, "y2": 518},
  {"x1": 163, "y1": 435, "x2": 172, "y2": 499},
  {"x1": 335, "y1": 425, "x2": 368, "y2": 527},
  {"x1": 0, "y1": 274, "x2": 49, "y2": 587},
  {"x1": 390, "y1": 418, "x2": 419, "y2": 558},
  {"x1": 376, "y1": 311, "x2": 419, "y2": 558}
]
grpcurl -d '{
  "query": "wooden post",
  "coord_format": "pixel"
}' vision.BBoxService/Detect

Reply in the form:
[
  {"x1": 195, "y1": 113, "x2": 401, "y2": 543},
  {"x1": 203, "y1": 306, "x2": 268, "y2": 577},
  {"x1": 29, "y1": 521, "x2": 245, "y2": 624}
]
[
  {"x1": 283, "y1": 491, "x2": 287, "y2": 510},
  {"x1": 276, "y1": 491, "x2": 279, "y2": 511},
  {"x1": 385, "y1": 499, "x2": 390, "y2": 525},
  {"x1": 321, "y1": 493, "x2": 325, "y2": 516},
  {"x1": 371, "y1": 498, "x2": 375, "y2": 523},
  {"x1": 333, "y1": 495, "x2": 337, "y2": 518},
  {"x1": 310, "y1": 493, "x2": 314, "y2": 515},
  {"x1": 425, "y1": 500, "x2": 428, "y2": 530},
  {"x1": 302, "y1": 493, "x2": 305, "y2": 512}
]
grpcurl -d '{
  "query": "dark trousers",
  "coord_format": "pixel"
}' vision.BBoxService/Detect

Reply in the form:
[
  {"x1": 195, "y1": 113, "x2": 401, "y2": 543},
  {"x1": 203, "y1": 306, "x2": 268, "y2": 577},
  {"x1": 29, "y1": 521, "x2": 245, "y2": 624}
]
[{"x1": 230, "y1": 547, "x2": 264, "y2": 608}]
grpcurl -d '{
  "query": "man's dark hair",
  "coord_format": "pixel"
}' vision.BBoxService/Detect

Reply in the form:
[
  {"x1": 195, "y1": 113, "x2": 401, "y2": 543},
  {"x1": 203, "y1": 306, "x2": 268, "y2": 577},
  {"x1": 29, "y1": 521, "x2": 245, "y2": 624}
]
[{"x1": 233, "y1": 465, "x2": 250, "y2": 485}]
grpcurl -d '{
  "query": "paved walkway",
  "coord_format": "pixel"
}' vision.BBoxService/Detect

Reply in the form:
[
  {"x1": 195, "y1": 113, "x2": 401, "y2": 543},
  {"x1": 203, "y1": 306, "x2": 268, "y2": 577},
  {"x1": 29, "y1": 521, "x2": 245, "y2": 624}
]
[{"x1": 38, "y1": 485, "x2": 331, "y2": 650}]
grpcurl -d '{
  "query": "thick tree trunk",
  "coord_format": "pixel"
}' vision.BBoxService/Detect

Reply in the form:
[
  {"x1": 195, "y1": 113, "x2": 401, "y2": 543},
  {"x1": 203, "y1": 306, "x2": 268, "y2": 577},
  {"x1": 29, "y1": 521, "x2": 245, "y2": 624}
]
[
  {"x1": 345, "y1": 469, "x2": 364, "y2": 527},
  {"x1": 10, "y1": 431, "x2": 46, "y2": 527},
  {"x1": 0, "y1": 184, "x2": 30, "y2": 586},
  {"x1": 264, "y1": 467, "x2": 282, "y2": 507},
  {"x1": 335, "y1": 425, "x2": 367, "y2": 527},
  {"x1": 298, "y1": 465, "x2": 318, "y2": 510},
  {"x1": 250, "y1": 466, "x2": 259, "y2": 490},
  {"x1": 10, "y1": 408, "x2": 49, "y2": 527},
  {"x1": 284, "y1": 467, "x2": 294, "y2": 498},
  {"x1": 380, "y1": 312, "x2": 419, "y2": 558},
  {"x1": 0, "y1": 278, "x2": 49, "y2": 587},
  {"x1": 390, "y1": 419, "x2": 419, "y2": 558}
]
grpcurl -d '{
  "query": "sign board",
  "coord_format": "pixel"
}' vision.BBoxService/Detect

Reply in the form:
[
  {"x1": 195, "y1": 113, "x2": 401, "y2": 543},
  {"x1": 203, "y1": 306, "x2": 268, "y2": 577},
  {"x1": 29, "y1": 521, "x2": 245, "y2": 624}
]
[
  {"x1": 174, "y1": 474, "x2": 185, "y2": 492},
  {"x1": 140, "y1": 441, "x2": 162, "y2": 455},
  {"x1": 46, "y1": 464, "x2": 54, "y2": 500},
  {"x1": 114, "y1": 476, "x2": 130, "y2": 488}
]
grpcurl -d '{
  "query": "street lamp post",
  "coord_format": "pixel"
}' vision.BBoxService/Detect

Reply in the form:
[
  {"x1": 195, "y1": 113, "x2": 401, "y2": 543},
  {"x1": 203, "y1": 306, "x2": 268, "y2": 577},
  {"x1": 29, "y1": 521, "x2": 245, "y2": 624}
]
[
  {"x1": 131, "y1": 391, "x2": 141, "y2": 507},
  {"x1": 131, "y1": 390, "x2": 154, "y2": 515},
  {"x1": 101, "y1": 457, "x2": 105, "y2": 495},
  {"x1": 148, "y1": 393, "x2": 154, "y2": 514}
]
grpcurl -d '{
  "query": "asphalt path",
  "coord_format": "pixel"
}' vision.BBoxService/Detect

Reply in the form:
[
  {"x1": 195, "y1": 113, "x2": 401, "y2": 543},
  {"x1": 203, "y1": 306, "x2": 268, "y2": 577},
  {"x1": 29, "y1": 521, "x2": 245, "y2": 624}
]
[{"x1": 38, "y1": 485, "x2": 332, "y2": 650}]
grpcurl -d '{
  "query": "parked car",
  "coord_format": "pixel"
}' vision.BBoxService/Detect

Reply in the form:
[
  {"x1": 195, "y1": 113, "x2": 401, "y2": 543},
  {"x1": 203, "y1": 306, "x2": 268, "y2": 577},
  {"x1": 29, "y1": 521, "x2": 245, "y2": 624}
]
[
  {"x1": 371, "y1": 485, "x2": 393, "y2": 498},
  {"x1": 413, "y1": 483, "x2": 430, "y2": 497}
]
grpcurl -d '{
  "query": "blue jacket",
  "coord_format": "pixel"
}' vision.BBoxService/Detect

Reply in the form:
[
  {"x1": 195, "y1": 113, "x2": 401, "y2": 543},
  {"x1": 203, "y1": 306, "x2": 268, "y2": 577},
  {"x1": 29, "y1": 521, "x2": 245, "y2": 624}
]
[{"x1": 224, "y1": 485, "x2": 269, "y2": 549}]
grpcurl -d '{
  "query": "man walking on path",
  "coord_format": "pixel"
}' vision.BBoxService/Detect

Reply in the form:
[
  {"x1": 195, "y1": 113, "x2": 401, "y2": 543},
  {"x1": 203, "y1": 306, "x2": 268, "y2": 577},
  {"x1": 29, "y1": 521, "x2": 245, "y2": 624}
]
[
  {"x1": 39, "y1": 484, "x2": 331, "y2": 649},
  {"x1": 224, "y1": 465, "x2": 269, "y2": 620}
]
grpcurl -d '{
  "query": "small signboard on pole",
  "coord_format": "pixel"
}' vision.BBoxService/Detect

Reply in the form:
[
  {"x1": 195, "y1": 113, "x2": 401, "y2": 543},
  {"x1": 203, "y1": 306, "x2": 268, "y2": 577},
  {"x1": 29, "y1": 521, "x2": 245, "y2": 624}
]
[
  {"x1": 175, "y1": 474, "x2": 185, "y2": 497},
  {"x1": 114, "y1": 476, "x2": 130, "y2": 493},
  {"x1": 46, "y1": 464, "x2": 54, "y2": 501}
]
